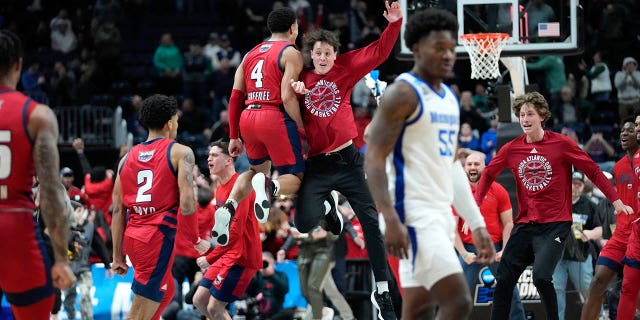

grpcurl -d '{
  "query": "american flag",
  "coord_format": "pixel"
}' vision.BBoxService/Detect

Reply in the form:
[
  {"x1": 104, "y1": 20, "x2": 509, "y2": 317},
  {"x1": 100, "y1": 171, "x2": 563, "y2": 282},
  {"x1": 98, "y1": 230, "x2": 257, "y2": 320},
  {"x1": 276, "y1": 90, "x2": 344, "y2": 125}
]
[{"x1": 538, "y1": 22, "x2": 560, "y2": 37}]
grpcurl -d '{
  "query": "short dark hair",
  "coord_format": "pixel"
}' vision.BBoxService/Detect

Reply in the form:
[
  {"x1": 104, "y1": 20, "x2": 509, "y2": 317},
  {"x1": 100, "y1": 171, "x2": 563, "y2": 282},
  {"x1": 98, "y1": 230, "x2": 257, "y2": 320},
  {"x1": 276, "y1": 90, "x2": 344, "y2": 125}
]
[
  {"x1": 0, "y1": 30, "x2": 23, "y2": 76},
  {"x1": 512, "y1": 92, "x2": 552, "y2": 126},
  {"x1": 139, "y1": 94, "x2": 178, "y2": 130},
  {"x1": 267, "y1": 7, "x2": 296, "y2": 34},
  {"x1": 621, "y1": 116, "x2": 635, "y2": 127},
  {"x1": 404, "y1": 9, "x2": 458, "y2": 49},
  {"x1": 210, "y1": 139, "x2": 236, "y2": 161},
  {"x1": 304, "y1": 29, "x2": 340, "y2": 53}
]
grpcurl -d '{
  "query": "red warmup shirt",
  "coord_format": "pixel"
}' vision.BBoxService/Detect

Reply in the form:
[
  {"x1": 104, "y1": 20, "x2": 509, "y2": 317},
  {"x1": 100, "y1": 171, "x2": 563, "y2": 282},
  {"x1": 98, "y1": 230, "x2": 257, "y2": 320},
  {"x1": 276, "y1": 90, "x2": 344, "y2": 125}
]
[
  {"x1": 614, "y1": 153, "x2": 638, "y2": 237},
  {"x1": 299, "y1": 19, "x2": 401, "y2": 157},
  {"x1": 0, "y1": 88, "x2": 37, "y2": 211},
  {"x1": 243, "y1": 41, "x2": 294, "y2": 109},
  {"x1": 457, "y1": 182, "x2": 512, "y2": 244},
  {"x1": 205, "y1": 173, "x2": 262, "y2": 269},
  {"x1": 476, "y1": 131, "x2": 619, "y2": 224},
  {"x1": 84, "y1": 174, "x2": 114, "y2": 217},
  {"x1": 175, "y1": 203, "x2": 215, "y2": 258},
  {"x1": 119, "y1": 138, "x2": 197, "y2": 244}
]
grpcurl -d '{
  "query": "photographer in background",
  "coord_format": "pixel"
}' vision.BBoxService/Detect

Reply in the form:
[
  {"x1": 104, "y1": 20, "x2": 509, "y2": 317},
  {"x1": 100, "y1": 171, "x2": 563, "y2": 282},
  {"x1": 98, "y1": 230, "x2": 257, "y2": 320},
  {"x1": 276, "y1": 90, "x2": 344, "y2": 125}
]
[
  {"x1": 241, "y1": 251, "x2": 292, "y2": 320},
  {"x1": 63, "y1": 196, "x2": 112, "y2": 320}
]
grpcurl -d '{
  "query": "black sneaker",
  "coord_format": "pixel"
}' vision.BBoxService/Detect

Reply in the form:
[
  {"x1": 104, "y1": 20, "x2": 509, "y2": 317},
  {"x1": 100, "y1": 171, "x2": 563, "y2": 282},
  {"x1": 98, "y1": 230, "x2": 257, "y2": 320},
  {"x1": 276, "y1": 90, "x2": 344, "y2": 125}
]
[
  {"x1": 251, "y1": 172, "x2": 273, "y2": 223},
  {"x1": 371, "y1": 291, "x2": 397, "y2": 320},
  {"x1": 324, "y1": 191, "x2": 343, "y2": 235},
  {"x1": 211, "y1": 202, "x2": 235, "y2": 246}
]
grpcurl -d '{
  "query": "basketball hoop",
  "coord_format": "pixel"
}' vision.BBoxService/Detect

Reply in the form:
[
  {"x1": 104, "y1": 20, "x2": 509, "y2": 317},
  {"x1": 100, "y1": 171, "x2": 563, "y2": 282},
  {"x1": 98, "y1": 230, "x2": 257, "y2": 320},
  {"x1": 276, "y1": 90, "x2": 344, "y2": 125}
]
[{"x1": 460, "y1": 33, "x2": 510, "y2": 79}]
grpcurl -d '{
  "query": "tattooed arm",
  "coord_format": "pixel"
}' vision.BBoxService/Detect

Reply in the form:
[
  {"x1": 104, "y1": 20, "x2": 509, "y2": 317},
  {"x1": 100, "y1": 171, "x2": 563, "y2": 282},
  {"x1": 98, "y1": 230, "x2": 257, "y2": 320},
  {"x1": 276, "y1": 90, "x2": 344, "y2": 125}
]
[
  {"x1": 28, "y1": 104, "x2": 76, "y2": 289},
  {"x1": 173, "y1": 143, "x2": 201, "y2": 247}
]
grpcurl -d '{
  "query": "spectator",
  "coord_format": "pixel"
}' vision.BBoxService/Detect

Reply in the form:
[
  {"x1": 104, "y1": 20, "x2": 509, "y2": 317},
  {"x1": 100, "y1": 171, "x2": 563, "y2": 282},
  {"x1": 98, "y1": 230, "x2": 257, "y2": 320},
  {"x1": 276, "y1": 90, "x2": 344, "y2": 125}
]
[
  {"x1": 614, "y1": 57, "x2": 640, "y2": 121},
  {"x1": 459, "y1": 122, "x2": 480, "y2": 151},
  {"x1": 20, "y1": 62, "x2": 46, "y2": 93},
  {"x1": 211, "y1": 34, "x2": 241, "y2": 70},
  {"x1": 93, "y1": 19, "x2": 122, "y2": 90},
  {"x1": 522, "y1": 0, "x2": 555, "y2": 43},
  {"x1": 72, "y1": 138, "x2": 115, "y2": 224},
  {"x1": 124, "y1": 95, "x2": 147, "y2": 144},
  {"x1": 582, "y1": 51, "x2": 612, "y2": 104},
  {"x1": 63, "y1": 197, "x2": 113, "y2": 320},
  {"x1": 203, "y1": 32, "x2": 221, "y2": 66},
  {"x1": 480, "y1": 115, "x2": 499, "y2": 163},
  {"x1": 209, "y1": 57, "x2": 234, "y2": 120},
  {"x1": 60, "y1": 167, "x2": 86, "y2": 202},
  {"x1": 460, "y1": 90, "x2": 488, "y2": 135},
  {"x1": 527, "y1": 55, "x2": 567, "y2": 107},
  {"x1": 243, "y1": 252, "x2": 293, "y2": 319},
  {"x1": 551, "y1": 85, "x2": 593, "y2": 136},
  {"x1": 50, "y1": 18, "x2": 77, "y2": 54},
  {"x1": 584, "y1": 132, "x2": 616, "y2": 173},
  {"x1": 49, "y1": 61, "x2": 76, "y2": 106},
  {"x1": 208, "y1": 109, "x2": 230, "y2": 143},
  {"x1": 182, "y1": 42, "x2": 212, "y2": 108},
  {"x1": 177, "y1": 98, "x2": 209, "y2": 137},
  {"x1": 153, "y1": 33, "x2": 183, "y2": 95}
]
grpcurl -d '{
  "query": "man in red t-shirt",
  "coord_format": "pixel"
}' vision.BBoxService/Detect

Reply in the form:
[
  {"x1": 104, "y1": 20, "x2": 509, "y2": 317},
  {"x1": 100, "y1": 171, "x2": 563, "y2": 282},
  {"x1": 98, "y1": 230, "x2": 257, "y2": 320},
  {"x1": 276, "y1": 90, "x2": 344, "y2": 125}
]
[
  {"x1": 111, "y1": 95, "x2": 208, "y2": 320},
  {"x1": 0, "y1": 29, "x2": 76, "y2": 319},
  {"x1": 453, "y1": 151, "x2": 525, "y2": 319},
  {"x1": 289, "y1": 2, "x2": 403, "y2": 318},
  {"x1": 475, "y1": 92, "x2": 633, "y2": 320},
  {"x1": 581, "y1": 118, "x2": 639, "y2": 319},
  {"x1": 211, "y1": 7, "x2": 306, "y2": 248},
  {"x1": 193, "y1": 139, "x2": 262, "y2": 319}
]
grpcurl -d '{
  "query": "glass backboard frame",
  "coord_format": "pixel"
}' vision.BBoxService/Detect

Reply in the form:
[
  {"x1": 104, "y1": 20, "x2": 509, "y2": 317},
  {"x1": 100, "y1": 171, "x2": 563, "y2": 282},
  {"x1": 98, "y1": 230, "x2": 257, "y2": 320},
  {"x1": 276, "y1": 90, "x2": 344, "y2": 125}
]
[{"x1": 396, "y1": 0, "x2": 582, "y2": 60}]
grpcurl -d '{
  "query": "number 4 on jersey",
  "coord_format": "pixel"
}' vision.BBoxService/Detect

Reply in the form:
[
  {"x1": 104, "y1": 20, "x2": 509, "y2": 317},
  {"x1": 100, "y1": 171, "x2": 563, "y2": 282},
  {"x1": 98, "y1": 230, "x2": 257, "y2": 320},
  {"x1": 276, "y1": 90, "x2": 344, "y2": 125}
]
[{"x1": 251, "y1": 60, "x2": 264, "y2": 88}]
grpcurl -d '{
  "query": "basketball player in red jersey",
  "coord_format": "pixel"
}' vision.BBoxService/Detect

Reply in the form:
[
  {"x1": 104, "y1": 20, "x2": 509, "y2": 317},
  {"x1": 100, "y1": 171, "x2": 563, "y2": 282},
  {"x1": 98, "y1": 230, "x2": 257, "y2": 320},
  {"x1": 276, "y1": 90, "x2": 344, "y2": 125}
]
[
  {"x1": 212, "y1": 7, "x2": 305, "y2": 247},
  {"x1": 111, "y1": 94, "x2": 208, "y2": 319},
  {"x1": 581, "y1": 118, "x2": 638, "y2": 319},
  {"x1": 0, "y1": 30, "x2": 76, "y2": 319},
  {"x1": 193, "y1": 139, "x2": 262, "y2": 319}
]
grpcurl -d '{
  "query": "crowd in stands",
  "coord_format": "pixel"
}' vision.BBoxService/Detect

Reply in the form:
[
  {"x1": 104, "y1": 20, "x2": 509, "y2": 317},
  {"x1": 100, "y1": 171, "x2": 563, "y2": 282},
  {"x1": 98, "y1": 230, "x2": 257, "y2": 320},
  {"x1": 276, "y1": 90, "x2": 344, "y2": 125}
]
[{"x1": 3, "y1": 0, "x2": 640, "y2": 318}]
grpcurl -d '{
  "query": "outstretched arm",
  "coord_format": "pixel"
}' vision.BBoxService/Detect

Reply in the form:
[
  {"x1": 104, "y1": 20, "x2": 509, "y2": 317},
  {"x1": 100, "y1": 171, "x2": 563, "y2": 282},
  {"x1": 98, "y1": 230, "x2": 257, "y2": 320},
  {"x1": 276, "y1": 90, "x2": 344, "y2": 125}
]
[{"x1": 30, "y1": 104, "x2": 76, "y2": 289}]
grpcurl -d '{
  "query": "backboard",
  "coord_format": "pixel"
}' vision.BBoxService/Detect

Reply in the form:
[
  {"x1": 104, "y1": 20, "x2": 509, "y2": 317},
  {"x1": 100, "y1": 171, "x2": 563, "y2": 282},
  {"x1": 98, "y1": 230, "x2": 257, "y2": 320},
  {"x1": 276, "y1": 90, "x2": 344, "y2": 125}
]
[{"x1": 396, "y1": 0, "x2": 583, "y2": 60}]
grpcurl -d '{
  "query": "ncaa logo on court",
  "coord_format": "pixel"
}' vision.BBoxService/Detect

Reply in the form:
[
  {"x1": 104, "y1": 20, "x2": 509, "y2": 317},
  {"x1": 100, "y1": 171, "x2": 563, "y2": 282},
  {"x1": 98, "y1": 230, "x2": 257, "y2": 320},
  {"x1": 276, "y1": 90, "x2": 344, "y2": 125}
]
[
  {"x1": 138, "y1": 150, "x2": 155, "y2": 162},
  {"x1": 473, "y1": 267, "x2": 495, "y2": 306}
]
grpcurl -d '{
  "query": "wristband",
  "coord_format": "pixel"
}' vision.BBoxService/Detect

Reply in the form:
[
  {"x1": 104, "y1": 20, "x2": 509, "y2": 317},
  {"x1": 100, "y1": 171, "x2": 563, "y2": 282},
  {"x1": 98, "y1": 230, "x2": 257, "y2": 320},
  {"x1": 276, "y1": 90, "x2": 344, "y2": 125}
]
[{"x1": 462, "y1": 252, "x2": 469, "y2": 259}]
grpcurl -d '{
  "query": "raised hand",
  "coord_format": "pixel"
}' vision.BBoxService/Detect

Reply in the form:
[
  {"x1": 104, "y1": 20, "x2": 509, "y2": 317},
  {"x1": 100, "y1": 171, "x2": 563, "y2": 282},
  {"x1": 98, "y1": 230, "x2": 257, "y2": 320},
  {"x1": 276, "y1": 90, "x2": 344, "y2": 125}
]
[
  {"x1": 290, "y1": 79, "x2": 309, "y2": 95},
  {"x1": 383, "y1": 1, "x2": 402, "y2": 23}
]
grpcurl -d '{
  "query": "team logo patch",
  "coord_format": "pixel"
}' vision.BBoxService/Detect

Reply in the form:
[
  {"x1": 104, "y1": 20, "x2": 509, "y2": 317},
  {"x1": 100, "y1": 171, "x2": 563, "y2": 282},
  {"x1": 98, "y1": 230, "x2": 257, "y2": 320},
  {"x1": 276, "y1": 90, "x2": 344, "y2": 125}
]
[
  {"x1": 518, "y1": 155, "x2": 552, "y2": 192},
  {"x1": 259, "y1": 44, "x2": 272, "y2": 52},
  {"x1": 214, "y1": 275, "x2": 224, "y2": 287},
  {"x1": 305, "y1": 79, "x2": 341, "y2": 118},
  {"x1": 138, "y1": 150, "x2": 155, "y2": 162}
]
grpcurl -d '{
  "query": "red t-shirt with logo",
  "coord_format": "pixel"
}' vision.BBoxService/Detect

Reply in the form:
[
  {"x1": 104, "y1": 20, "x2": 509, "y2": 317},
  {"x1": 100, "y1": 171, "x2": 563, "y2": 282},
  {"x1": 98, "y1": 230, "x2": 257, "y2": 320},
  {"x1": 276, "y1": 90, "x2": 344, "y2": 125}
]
[
  {"x1": 476, "y1": 131, "x2": 618, "y2": 224},
  {"x1": 457, "y1": 182, "x2": 511, "y2": 244},
  {"x1": 205, "y1": 173, "x2": 262, "y2": 269},
  {"x1": 0, "y1": 88, "x2": 37, "y2": 211},
  {"x1": 299, "y1": 19, "x2": 401, "y2": 157}
]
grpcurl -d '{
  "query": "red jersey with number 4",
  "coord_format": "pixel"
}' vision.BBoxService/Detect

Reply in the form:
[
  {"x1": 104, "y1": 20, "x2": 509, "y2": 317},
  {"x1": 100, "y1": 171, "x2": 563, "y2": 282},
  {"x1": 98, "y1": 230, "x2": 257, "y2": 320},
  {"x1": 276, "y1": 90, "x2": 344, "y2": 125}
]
[
  {"x1": 119, "y1": 138, "x2": 179, "y2": 236},
  {"x1": 0, "y1": 88, "x2": 38, "y2": 211},
  {"x1": 243, "y1": 41, "x2": 295, "y2": 108}
]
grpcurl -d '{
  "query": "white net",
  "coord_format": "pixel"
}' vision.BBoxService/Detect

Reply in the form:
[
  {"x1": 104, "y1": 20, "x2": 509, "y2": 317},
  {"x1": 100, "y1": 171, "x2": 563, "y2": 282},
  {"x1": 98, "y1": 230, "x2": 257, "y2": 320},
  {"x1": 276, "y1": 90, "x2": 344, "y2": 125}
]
[{"x1": 459, "y1": 33, "x2": 509, "y2": 79}]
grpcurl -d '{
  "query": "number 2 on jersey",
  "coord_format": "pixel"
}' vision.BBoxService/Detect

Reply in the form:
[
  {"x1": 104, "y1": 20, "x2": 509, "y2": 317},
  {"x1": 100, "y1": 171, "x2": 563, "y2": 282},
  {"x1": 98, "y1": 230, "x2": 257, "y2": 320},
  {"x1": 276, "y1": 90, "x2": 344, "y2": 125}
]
[
  {"x1": 438, "y1": 129, "x2": 456, "y2": 157},
  {"x1": 135, "y1": 170, "x2": 153, "y2": 202},
  {"x1": 251, "y1": 60, "x2": 265, "y2": 88}
]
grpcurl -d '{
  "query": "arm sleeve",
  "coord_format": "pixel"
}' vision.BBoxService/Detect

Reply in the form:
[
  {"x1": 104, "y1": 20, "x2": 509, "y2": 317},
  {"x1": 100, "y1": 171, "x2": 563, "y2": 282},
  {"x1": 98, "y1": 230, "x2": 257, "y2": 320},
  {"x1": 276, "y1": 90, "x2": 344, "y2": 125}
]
[
  {"x1": 77, "y1": 151, "x2": 92, "y2": 175},
  {"x1": 228, "y1": 88, "x2": 244, "y2": 139},
  {"x1": 180, "y1": 210, "x2": 200, "y2": 246},
  {"x1": 452, "y1": 161, "x2": 486, "y2": 231},
  {"x1": 280, "y1": 234, "x2": 296, "y2": 252},
  {"x1": 343, "y1": 219, "x2": 359, "y2": 239},
  {"x1": 339, "y1": 19, "x2": 402, "y2": 82}
]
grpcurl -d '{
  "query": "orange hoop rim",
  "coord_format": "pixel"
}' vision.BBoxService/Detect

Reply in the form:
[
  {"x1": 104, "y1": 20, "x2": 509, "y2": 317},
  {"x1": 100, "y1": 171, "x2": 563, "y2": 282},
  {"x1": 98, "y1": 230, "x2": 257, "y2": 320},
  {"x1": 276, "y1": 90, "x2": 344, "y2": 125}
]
[{"x1": 460, "y1": 33, "x2": 509, "y2": 50}]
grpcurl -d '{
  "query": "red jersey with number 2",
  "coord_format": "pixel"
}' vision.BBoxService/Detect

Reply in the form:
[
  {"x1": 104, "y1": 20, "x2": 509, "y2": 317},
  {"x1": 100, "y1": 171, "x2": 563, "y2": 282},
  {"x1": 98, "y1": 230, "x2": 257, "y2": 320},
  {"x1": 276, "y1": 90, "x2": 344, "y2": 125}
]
[
  {"x1": 0, "y1": 88, "x2": 38, "y2": 210},
  {"x1": 243, "y1": 41, "x2": 295, "y2": 108},
  {"x1": 119, "y1": 138, "x2": 179, "y2": 239}
]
